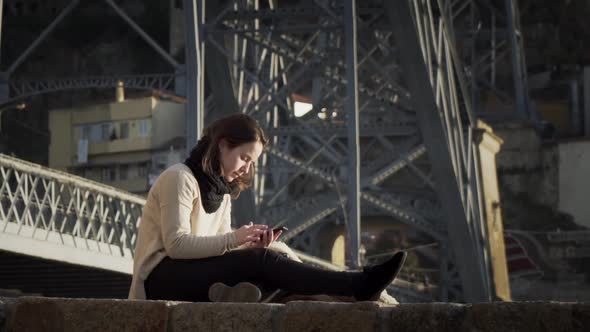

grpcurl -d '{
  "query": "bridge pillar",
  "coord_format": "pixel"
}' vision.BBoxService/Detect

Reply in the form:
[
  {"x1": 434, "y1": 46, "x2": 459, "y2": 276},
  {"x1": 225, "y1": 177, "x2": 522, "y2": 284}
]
[{"x1": 474, "y1": 121, "x2": 512, "y2": 301}]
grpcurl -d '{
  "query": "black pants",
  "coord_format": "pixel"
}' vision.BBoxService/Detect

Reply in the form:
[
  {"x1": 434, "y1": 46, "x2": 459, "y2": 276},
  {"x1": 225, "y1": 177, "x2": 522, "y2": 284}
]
[{"x1": 145, "y1": 248, "x2": 361, "y2": 302}]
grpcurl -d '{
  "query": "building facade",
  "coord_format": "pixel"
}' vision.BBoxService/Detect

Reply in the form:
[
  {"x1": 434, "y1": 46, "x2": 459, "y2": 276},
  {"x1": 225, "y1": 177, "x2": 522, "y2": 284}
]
[{"x1": 49, "y1": 95, "x2": 185, "y2": 194}]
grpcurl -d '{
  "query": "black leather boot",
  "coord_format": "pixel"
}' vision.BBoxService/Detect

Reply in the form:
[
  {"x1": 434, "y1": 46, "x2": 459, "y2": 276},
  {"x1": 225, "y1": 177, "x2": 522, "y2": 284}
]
[{"x1": 354, "y1": 251, "x2": 407, "y2": 301}]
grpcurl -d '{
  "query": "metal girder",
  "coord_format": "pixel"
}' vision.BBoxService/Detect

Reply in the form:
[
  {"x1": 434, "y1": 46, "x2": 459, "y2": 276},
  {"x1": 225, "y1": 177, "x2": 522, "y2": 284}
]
[
  {"x1": 205, "y1": 34, "x2": 320, "y2": 117},
  {"x1": 7, "y1": 74, "x2": 176, "y2": 102},
  {"x1": 265, "y1": 144, "x2": 443, "y2": 240},
  {"x1": 5, "y1": 0, "x2": 178, "y2": 81},
  {"x1": 344, "y1": 0, "x2": 361, "y2": 267},
  {"x1": 360, "y1": 192, "x2": 443, "y2": 240},
  {"x1": 264, "y1": 122, "x2": 416, "y2": 137},
  {"x1": 203, "y1": 0, "x2": 240, "y2": 123},
  {"x1": 216, "y1": 5, "x2": 337, "y2": 22},
  {"x1": 280, "y1": 204, "x2": 339, "y2": 242},
  {"x1": 385, "y1": 0, "x2": 490, "y2": 302},
  {"x1": 183, "y1": 0, "x2": 204, "y2": 147},
  {"x1": 504, "y1": 0, "x2": 531, "y2": 119},
  {"x1": 0, "y1": 0, "x2": 3, "y2": 65},
  {"x1": 229, "y1": 30, "x2": 403, "y2": 109},
  {"x1": 449, "y1": 0, "x2": 531, "y2": 120},
  {"x1": 103, "y1": 0, "x2": 179, "y2": 69},
  {"x1": 266, "y1": 146, "x2": 336, "y2": 183},
  {"x1": 284, "y1": 43, "x2": 405, "y2": 110},
  {"x1": 262, "y1": 135, "x2": 338, "y2": 209},
  {"x1": 364, "y1": 144, "x2": 427, "y2": 187},
  {"x1": 6, "y1": 0, "x2": 81, "y2": 75}
]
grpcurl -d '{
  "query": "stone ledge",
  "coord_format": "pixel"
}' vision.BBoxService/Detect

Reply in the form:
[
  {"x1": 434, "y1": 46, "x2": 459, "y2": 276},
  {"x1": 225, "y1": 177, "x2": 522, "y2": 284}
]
[{"x1": 1, "y1": 297, "x2": 589, "y2": 332}]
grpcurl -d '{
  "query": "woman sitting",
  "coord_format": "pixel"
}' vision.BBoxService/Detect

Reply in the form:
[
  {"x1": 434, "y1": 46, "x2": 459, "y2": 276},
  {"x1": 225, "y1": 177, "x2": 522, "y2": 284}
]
[{"x1": 128, "y1": 113, "x2": 406, "y2": 302}]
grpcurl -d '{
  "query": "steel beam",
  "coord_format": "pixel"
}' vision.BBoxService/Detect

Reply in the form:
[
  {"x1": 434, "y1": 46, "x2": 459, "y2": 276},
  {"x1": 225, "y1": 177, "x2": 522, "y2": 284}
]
[
  {"x1": 360, "y1": 192, "x2": 443, "y2": 240},
  {"x1": 0, "y1": 0, "x2": 3, "y2": 65},
  {"x1": 104, "y1": 0, "x2": 179, "y2": 69},
  {"x1": 203, "y1": 0, "x2": 240, "y2": 123},
  {"x1": 264, "y1": 122, "x2": 416, "y2": 137},
  {"x1": 202, "y1": 0, "x2": 258, "y2": 226},
  {"x1": 385, "y1": 0, "x2": 490, "y2": 302},
  {"x1": 280, "y1": 204, "x2": 340, "y2": 242},
  {"x1": 266, "y1": 146, "x2": 336, "y2": 183},
  {"x1": 265, "y1": 146, "x2": 443, "y2": 240},
  {"x1": 184, "y1": 0, "x2": 204, "y2": 147},
  {"x1": 504, "y1": 0, "x2": 530, "y2": 120},
  {"x1": 7, "y1": 0, "x2": 81, "y2": 75},
  {"x1": 8, "y1": 74, "x2": 176, "y2": 102},
  {"x1": 364, "y1": 144, "x2": 427, "y2": 187},
  {"x1": 344, "y1": 0, "x2": 361, "y2": 267}
]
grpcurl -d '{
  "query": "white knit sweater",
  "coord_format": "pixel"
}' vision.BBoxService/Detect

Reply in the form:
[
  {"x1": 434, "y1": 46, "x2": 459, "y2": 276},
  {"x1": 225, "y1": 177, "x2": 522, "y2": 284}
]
[{"x1": 128, "y1": 163, "x2": 238, "y2": 300}]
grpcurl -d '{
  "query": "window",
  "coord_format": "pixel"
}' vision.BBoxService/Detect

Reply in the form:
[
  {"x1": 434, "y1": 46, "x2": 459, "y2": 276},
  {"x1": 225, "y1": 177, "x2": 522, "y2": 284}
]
[
  {"x1": 89, "y1": 124, "x2": 102, "y2": 142},
  {"x1": 138, "y1": 119, "x2": 151, "y2": 137},
  {"x1": 101, "y1": 123, "x2": 115, "y2": 141},
  {"x1": 119, "y1": 164, "x2": 129, "y2": 181},
  {"x1": 77, "y1": 122, "x2": 119, "y2": 142},
  {"x1": 101, "y1": 167, "x2": 116, "y2": 182},
  {"x1": 120, "y1": 122, "x2": 129, "y2": 139},
  {"x1": 138, "y1": 162, "x2": 149, "y2": 177},
  {"x1": 81, "y1": 125, "x2": 91, "y2": 140},
  {"x1": 101, "y1": 168, "x2": 109, "y2": 182}
]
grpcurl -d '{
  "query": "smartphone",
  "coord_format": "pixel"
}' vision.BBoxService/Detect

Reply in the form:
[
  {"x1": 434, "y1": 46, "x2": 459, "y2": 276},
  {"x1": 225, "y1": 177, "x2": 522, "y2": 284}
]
[
  {"x1": 259, "y1": 226, "x2": 288, "y2": 240},
  {"x1": 272, "y1": 226, "x2": 288, "y2": 234}
]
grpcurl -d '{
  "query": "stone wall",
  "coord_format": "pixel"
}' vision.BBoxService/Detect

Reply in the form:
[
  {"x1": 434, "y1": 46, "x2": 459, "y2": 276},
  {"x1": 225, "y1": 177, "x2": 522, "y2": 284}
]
[
  {"x1": 492, "y1": 121, "x2": 580, "y2": 232},
  {"x1": 558, "y1": 140, "x2": 590, "y2": 228},
  {"x1": 494, "y1": 122, "x2": 558, "y2": 210},
  {"x1": 1, "y1": 297, "x2": 589, "y2": 332}
]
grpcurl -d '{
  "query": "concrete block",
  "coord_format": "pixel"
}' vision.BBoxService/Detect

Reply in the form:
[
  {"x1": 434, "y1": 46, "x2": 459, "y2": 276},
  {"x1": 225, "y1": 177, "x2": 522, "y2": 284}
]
[
  {"x1": 279, "y1": 301, "x2": 380, "y2": 332},
  {"x1": 572, "y1": 302, "x2": 590, "y2": 331},
  {"x1": 169, "y1": 302, "x2": 279, "y2": 332},
  {"x1": 471, "y1": 302, "x2": 574, "y2": 332},
  {"x1": 386, "y1": 303, "x2": 471, "y2": 332},
  {"x1": 2, "y1": 297, "x2": 590, "y2": 332},
  {"x1": 4, "y1": 297, "x2": 169, "y2": 332},
  {"x1": 0, "y1": 297, "x2": 18, "y2": 332}
]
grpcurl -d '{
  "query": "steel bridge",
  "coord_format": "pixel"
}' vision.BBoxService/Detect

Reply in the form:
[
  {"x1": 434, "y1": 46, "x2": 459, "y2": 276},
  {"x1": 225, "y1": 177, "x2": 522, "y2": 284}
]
[{"x1": 0, "y1": 0, "x2": 531, "y2": 302}]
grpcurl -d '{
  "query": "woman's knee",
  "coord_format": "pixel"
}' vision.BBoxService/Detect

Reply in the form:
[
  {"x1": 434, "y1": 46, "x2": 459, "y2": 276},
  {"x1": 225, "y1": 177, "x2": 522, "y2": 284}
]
[
  {"x1": 233, "y1": 247, "x2": 267, "y2": 262},
  {"x1": 236, "y1": 247, "x2": 281, "y2": 265}
]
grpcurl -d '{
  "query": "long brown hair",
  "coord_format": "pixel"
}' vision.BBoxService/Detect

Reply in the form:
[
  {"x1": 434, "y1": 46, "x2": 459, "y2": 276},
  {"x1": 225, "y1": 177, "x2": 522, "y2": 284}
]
[{"x1": 188, "y1": 114, "x2": 268, "y2": 197}]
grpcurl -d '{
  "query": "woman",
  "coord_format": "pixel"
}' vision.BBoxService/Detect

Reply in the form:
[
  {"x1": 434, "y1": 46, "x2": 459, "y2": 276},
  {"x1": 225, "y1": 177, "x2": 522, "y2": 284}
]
[{"x1": 128, "y1": 113, "x2": 407, "y2": 302}]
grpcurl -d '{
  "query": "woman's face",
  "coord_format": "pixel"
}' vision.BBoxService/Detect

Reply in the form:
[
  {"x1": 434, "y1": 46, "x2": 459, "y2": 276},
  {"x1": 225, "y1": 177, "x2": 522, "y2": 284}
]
[{"x1": 219, "y1": 139, "x2": 264, "y2": 182}]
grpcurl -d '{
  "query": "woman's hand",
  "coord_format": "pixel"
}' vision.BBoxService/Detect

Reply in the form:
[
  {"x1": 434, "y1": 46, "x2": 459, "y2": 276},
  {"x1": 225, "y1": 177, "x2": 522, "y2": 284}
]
[
  {"x1": 248, "y1": 228, "x2": 283, "y2": 248},
  {"x1": 234, "y1": 222, "x2": 268, "y2": 246}
]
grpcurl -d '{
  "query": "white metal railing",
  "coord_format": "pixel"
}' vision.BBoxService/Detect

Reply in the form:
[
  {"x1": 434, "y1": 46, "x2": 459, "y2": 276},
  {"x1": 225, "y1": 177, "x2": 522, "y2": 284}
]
[{"x1": 0, "y1": 154, "x2": 145, "y2": 259}]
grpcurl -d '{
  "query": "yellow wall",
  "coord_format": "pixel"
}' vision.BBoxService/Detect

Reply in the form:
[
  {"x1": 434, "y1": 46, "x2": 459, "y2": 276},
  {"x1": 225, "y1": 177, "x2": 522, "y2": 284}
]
[
  {"x1": 111, "y1": 177, "x2": 149, "y2": 194},
  {"x1": 86, "y1": 137, "x2": 151, "y2": 156},
  {"x1": 48, "y1": 110, "x2": 73, "y2": 171},
  {"x1": 71, "y1": 98, "x2": 152, "y2": 125},
  {"x1": 152, "y1": 99, "x2": 185, "y2": 149}
]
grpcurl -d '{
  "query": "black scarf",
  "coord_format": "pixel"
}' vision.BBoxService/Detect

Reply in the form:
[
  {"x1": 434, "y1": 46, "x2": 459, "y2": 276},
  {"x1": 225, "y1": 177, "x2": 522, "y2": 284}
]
[{"x1": 184, "y1": 154, "x2": 232, "y2": 214}]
